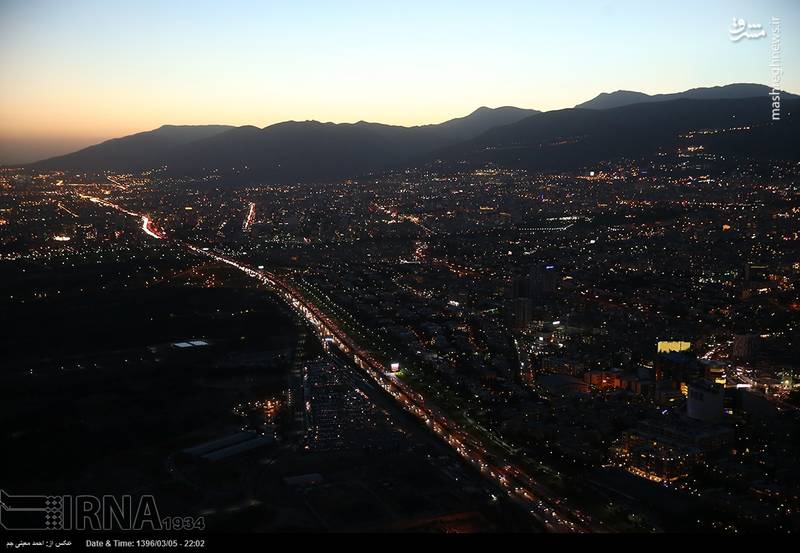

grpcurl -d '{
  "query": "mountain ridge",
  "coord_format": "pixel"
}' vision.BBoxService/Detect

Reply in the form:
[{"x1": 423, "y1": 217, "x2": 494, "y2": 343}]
[
  {"x1": 30, "y1": 106, "x2": 537, "y2": 172},
  {"x1": 576, "y1": 83, "x2": 799, "y2": 110},
  {"x1": 27, "y1": 84, "x2": 800, "y2": 181},
  {"x1": 439, "y1": 96, "x2": 799, "y2": 172}
]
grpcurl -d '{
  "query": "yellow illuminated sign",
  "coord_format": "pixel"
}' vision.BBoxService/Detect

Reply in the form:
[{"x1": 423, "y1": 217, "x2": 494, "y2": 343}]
[{"x1": 657, "y1": 341, "x2": 691, "y2": 353}]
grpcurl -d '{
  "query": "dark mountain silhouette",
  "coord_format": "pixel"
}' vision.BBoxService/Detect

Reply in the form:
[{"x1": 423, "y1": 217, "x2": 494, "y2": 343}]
[
  {"x1": 162, "y1": 120, "x2": 450, "y2": 181},
  {"x1": 33, "y1": 125, "x2": 234, "y2": 170},
  {"x1": 29, "y1": 88, "x2": 799, "y2": 181},
  {"x1": 575, "y1": 90, "x2": 652, "y2": 110},
  {"x1": 30, "y1": 106, "x2": 538, "y2": 176},
  {"x1": 576, "y1": 83, "x2": 798, "y2": 110},
  {"x1": 437, "y1": 97, "x2": 799, "y2": 171},
  {"x1": 420, "y1": 106, "x2": 539, "y2": 141}
]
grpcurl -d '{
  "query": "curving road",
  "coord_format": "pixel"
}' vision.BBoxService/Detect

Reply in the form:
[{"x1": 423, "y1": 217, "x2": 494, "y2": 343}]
[{"x1": 81, "y1": 193, "x2": 604, "y2": 533}]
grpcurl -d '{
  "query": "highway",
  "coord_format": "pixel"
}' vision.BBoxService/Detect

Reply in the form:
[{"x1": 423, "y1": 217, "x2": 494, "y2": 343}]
[
  {"x1": 142, "y1": 216, "x2": 164, "y2": 239},
  {"x1": 80, "y1": 193, "x2": 601, "y2": 532},
  {"x1": 243, "y1": 202, "x2": 256, "y2": 232},
  {"x1": 186, "y1": 245, "x2": 598, "y2": 532}
]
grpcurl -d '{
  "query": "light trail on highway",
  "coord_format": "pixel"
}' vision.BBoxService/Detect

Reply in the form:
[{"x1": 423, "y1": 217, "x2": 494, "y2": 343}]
[
  {"x1": 142, "y1": 216, "x2": 164, "y2": 239},
  {"x1": 79, "y1": 192, "x2": 601, "y2": 533},
  {"x1": 79, "y1": 194, "x2": 163, "y2": 240},
  {"x1": 243, "y1": 202, "x2": 256, "y2": 232},
  {"x1": 185, "y1": 245, "x2": 598, "y2": 532}
]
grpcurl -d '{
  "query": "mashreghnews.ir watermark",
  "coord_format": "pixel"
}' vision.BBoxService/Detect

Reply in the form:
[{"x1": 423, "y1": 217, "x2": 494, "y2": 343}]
[
  {"x1": 769, "y1": 17, "x2": 782, "y2": 121},
  {"x1": 0, "y1": 490, "x2": 204, "y2": 532},
  {"x1": 729, "y1": 15, "x2": 783, "y2": 121}
]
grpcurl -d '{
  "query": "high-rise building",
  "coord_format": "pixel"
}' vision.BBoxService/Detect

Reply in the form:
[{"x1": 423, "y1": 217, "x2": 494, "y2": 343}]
[
  {"x1": 529, "y1": 264, "x2": 558, "y2": 299},
  {"x1": 508, "y1": 297, "x2": 533, "y2": 330},
  {"x1": 733, "y1": 334, "x2": 760, "y2": 360},
  {"x1": 510, "y1": 274, "x2": 529, "y2": 299},
  {"x1": 687, "y1": 380, "x2": 724, "y2": 423}
]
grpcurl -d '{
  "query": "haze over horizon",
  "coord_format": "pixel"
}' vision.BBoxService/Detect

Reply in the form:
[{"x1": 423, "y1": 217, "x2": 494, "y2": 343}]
[{"x1": 2, "y1": 0, "x2": 799, "y2": 164}]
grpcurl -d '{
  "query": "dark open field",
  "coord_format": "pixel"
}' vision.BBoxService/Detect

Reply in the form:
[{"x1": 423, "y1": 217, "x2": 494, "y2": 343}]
[{"x1": 0, "y1": 255, "x2": 299, "y2": 497}]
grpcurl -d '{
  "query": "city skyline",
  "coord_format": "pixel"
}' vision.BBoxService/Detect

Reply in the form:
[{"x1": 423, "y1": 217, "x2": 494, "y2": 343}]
[
  {"x1": 2, "y1": 0, "x2": 799, "y2": 163},
  {"x1": 2, "y1": 0, "x2": 800, "y2": 538}
]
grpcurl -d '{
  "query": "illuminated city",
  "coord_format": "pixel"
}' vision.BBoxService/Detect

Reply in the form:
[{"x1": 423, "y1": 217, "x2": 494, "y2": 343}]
[{"x1": 1, "y1": 0, "x2": 799, "y2": 543}]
